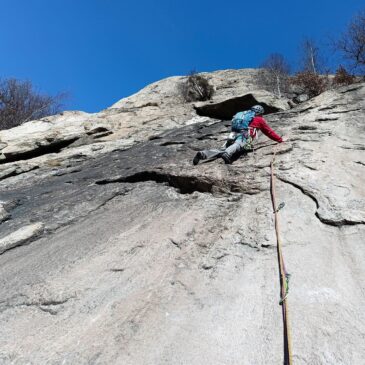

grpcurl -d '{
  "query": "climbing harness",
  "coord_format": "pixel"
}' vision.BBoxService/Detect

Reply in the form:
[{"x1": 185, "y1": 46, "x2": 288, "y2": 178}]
[
  {"x1": 223, "y1": 127, "x2": 258, "y2": 150},
  {"x1": 271, "y1": 150, "x2": 293, "y2": 365},
  {"x1": 223, "y1": 132, "x2": 238, "y2": 148}
]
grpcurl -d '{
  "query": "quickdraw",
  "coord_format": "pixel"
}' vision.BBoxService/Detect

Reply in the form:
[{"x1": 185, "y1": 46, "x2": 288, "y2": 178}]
[
  {"x1": 274, "y1": 202, "x2": 286, "y2": 214},
  {"x1": 279, "y1": 273, "x2": 291, "y2": 305}
]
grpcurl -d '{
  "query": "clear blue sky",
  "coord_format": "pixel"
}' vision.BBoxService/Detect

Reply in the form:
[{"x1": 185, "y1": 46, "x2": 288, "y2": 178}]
[{"x1": 0, "y1": 0, "x2": 363, "y2": 112}]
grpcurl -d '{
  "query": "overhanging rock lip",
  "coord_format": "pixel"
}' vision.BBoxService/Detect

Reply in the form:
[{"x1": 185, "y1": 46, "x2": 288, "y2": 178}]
[{"x1": 193, "y1": 91, "x2": 291, "y2": 120}]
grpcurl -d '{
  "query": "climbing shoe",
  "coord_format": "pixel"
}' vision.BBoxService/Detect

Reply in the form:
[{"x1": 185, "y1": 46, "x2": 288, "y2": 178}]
[
  {"x1": 221, "y1": 153, "x2": 232, "y2": 164},
  {"x1": 193, "y1": 151, "x2": 204, "y2": 165}
]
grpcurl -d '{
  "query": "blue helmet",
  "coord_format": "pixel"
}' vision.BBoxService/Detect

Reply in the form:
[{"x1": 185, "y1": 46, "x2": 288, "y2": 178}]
[{"x1": 251, "y1": 105, "x2": 265, "y2": 115}]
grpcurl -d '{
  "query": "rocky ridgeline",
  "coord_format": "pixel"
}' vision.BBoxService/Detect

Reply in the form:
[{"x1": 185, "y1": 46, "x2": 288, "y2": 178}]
[{"x1": 0, "y1": 70, "x2": 364, "y2": 365}]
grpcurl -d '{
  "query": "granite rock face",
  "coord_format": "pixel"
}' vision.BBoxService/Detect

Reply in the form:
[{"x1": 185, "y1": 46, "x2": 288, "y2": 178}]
[
  {"x1": 0, "y1": 72, "x2": 364, "y2": 365},
  {"x1": 0, "y1": 69, "x2": 290, "y2": 166}
]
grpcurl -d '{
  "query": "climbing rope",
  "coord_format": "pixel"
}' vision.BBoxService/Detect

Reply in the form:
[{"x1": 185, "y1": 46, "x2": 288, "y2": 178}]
[{"x1": 270, "y1": 150, "x2": 294, "y2": 365}]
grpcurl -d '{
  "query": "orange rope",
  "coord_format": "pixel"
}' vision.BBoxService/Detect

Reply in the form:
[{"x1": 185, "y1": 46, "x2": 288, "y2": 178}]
[{"x1": 271, "y1": 151, "x2": 293, "y2": 365}]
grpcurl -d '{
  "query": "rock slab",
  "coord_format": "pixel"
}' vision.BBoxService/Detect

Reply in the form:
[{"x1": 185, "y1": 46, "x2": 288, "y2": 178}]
[{"x1": 0, "y1": 75, "x2": 364, "y2": 365}]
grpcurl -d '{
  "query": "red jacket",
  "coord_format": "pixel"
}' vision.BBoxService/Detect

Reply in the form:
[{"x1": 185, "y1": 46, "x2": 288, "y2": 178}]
[{"x1": 249, "y1": 116, "x2": 282, "y2": 143}]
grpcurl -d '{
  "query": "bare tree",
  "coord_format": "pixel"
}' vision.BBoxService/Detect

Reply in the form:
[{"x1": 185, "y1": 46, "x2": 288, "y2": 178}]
[
  {"x1": 291, "y1": 38, "x2": 330, "y2": 99},
  {"x1": 0, "y1": 78, "x2": 65, "y2": 130},
  {"x1": 336, "y1": 9, "x2": 365, "y2": 73},
  {"x1": 258, "y1": 53, "x2": 290, "y2": 97},
  {"x1": 300, "y1": 38, "x2": 321, "y2": 74}
]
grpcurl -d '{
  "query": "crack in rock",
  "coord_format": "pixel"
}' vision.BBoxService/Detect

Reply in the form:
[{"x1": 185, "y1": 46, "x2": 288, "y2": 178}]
[
  {"x1": 96, "y1": 171, "x2": 215, "y2": 194},
  {"x1": 340, "y1": 145, "x2": 365, "y2": 151},
  {"x1": 194, "y1": 94, "x2": 281, "y2": 120},
  {"x1": 297, "y1": 106, "x2": 316, "y2": 113},
  {"x1": 340, "y1": 85, "x2": 364, "y2": 93},
  {"x1": 315, "y1": 117, "x2": 339, "y2": 122},
  {"x1": 201, "y1": 263, "x2": 214, "y2": 270},
  {"x1": 92, "y1": 189, "x2": 131, "y2": 211},
  {"x1": 329, "y1": 108, "x2": 361, "y2": 114},
  {"x1": 125, "y1": 244, "x2": 144, "y2": 256},
  {"x1": 109, "y1": 268, "x2": 125, "y2": 273},
  {"x1": 277, "y1": 177, "x2": 364, "y2": 227},
  {"x1": 95, "y1": 170, "x2": 262, "y2": 195},
  {"x1": 0, "y1": 296, "x2": 74, "y2": 315},
  {"x1": 0, "y1": 137, "x2": 80, "y2": 164},
  {"x1": 169, "y1": 238, "x2": 182, "y2": 249},
  {"x1": 296, "y1": 125, "x2": 318, "y2": 131},
  {"x1": 160, "y1": 141, "x2": 186, "y2": 146}
]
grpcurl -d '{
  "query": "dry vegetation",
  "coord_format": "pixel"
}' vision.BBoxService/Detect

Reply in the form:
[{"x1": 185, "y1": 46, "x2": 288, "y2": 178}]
[
  {"x1": 178, "y1": 71, "x2": 215, "y2": 102},
  {"x1": 258, "y1": 9, "x2": 364, "y2": 101},
  {"x1": 0, "y1": 78, "x2": 65, "y2": 130}
]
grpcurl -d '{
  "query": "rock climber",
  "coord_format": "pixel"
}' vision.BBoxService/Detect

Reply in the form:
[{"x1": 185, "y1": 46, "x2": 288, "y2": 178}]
[{"x1": 193, "y1": 105, "x2": 285, "y2": 165}]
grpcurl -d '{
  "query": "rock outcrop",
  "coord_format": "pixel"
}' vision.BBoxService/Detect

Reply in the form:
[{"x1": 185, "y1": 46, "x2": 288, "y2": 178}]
[
  {"x1": 0, "y1": 71, "x2": 364, "y2": 365},
  {"x1": 0, "y1": 69, "x2": 290, "y2": 166}
]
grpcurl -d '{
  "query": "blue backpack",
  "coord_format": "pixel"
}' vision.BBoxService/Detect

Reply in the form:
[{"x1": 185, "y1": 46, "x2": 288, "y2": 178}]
[{"x1": 231, "y1": 110, "x2": 255, "y2": 133}]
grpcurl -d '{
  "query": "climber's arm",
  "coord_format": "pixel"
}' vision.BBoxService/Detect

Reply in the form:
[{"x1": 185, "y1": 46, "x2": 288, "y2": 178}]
[{"x1": 256, "y1": 117, "x2": 283, "y2": 142}]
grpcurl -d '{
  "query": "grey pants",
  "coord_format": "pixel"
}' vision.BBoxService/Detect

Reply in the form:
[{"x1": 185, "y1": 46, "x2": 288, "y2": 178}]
[{"x1": 200, "y1": 140, "x2": 246, "y2": 160}]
